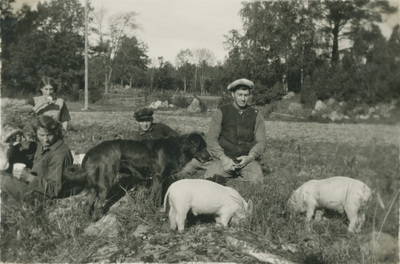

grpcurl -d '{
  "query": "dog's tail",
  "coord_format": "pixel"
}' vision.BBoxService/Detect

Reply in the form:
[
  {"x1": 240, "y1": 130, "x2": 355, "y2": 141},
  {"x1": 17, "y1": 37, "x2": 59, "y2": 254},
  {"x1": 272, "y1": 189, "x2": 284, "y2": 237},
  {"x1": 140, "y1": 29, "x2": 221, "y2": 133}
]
[
  {"x1": 162, "y1": 188, "x2": 171, "y2": 213},
  {"x1": 63, "y1": 164, "x2": 87, "y2": 185}
]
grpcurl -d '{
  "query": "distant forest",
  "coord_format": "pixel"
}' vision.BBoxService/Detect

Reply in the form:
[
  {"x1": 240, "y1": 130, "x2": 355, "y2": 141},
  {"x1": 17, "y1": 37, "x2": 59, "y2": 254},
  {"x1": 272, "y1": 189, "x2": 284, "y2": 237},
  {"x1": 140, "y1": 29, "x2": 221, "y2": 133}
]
[{"x1": 1, "y1": 0, "x2": 399, "y2": 107}]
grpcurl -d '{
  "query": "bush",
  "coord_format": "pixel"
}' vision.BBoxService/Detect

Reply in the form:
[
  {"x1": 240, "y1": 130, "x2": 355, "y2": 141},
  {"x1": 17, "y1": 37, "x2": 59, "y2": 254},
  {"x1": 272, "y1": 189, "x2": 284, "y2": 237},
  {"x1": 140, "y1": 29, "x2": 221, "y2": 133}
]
[
  {"x1": 252, "y1": 82, "x2": 287, "y2": 106},
  {"x1": 300, "y1": 75, "x2": 317, "y2": 108},
  {"x1": 172, "y1": 96, "x2": 191, "y2": 108},
  {"x1": 194, "y1": 96, "x2": 208, "y2": 112},
  {"x1": 217, "y1": 94, "x2": 233, "y2": 108},
  {"x1": 89, "y1": 86, "x2": 104, "y2": 103}
]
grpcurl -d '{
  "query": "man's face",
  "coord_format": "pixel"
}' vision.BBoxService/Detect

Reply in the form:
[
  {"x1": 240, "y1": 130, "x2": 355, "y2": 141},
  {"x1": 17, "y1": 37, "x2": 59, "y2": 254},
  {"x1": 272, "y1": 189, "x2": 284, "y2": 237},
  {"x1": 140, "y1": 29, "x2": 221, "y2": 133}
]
[
  {"x1": 41, "y1": 86, "x2": 54, "y2": 97},
  {"x1": 138, "y1": 120, "x2": 153, "y2": 132},
  {"x1": 37, "y1": 127, "x2": 56, "y2": 148},
  {"x1": 231, "y1": 88, "x2": 250, "y2": 108}
]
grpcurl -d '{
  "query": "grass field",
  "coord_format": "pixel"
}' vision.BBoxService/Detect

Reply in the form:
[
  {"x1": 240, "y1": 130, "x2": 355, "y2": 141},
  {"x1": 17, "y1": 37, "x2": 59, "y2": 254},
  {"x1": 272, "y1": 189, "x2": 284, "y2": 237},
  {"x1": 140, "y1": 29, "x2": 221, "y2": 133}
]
[{"x1": 1, "y1": 100, "x2": 399, "y2": 263}]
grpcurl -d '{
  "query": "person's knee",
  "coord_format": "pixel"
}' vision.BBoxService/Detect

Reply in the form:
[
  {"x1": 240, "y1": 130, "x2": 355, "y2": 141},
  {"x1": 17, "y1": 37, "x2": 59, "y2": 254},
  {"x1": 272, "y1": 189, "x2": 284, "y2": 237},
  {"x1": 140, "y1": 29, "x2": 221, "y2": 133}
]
[{"x1": 241, "y1": 162, "x2": 264, "y2": 184}]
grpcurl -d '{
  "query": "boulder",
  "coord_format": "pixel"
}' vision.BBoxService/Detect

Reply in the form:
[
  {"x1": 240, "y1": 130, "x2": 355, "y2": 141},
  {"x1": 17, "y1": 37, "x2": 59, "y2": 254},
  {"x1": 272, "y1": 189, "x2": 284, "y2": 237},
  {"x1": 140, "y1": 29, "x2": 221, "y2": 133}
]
[
  {"x1": 84, "y1": 214, "x2": 119, "y2": 237},
  {"x1": 327, "y1": 98, "x2": 336, "y2": 106},
  {"x1": 361, "y1": 232, "x2": 398, "y2": 263},
  {"x1": 314, "y1": 100, "x2": 327, "y2": 111},
  {"x1": 187, "y1": 98, "x2": 201, "y2": 112},
  {"x1": 132, "y1": 224, "x2": 151, "y2": 238},
  {"x1": 328, "y1": 111, "x2": 342, "y2": 121},
  {"x1": 282, "y1": 92, "x2": 295, "y2": 100},
  {"x1": 149, "y1": 100, "x2": 163, "y2": 109},
  {"x1": 162, "y1": 100, "x2": 169, "y2": 108},
  {"x1": 288, "y1": 102, "x2": 302, "y2": 112}
]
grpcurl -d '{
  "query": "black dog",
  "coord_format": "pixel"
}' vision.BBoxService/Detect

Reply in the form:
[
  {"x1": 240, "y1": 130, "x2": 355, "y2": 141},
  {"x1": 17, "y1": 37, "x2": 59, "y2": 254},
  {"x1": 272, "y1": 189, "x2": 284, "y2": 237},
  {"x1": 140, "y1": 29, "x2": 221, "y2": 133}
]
[{"x1": 78, "y1": 132, "x2": 211, "y2": 221}]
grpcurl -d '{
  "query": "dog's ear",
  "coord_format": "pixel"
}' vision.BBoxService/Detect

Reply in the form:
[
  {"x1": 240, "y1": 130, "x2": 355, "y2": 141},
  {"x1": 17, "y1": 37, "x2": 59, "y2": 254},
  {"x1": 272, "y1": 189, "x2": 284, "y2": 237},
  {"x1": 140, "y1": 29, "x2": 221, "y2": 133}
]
[{"x1": 187, "y1": 133, "x2": 201, "y2": 148}]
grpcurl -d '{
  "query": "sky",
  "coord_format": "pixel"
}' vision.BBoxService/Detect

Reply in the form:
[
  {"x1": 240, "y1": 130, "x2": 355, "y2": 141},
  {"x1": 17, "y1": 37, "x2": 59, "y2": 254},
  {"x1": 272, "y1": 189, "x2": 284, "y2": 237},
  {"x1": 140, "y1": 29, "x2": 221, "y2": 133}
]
[
  {"x1": 12, "y1": 0, "x2": 244, "y2": 64},
  {"x1": 11, "y1": 0, "x2": 400, "y2": 65}
]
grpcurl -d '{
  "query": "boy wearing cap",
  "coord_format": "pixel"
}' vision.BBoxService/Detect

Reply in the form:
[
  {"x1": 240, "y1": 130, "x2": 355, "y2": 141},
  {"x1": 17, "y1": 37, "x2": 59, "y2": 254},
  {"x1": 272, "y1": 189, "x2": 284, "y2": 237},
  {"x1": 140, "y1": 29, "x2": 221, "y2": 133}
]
[
  {"x1": 204, "y1": 78, "x2": 266, "y2": 184},
  {"x1": 132, "y1": 108, "x2": 179, "y2": 140}
]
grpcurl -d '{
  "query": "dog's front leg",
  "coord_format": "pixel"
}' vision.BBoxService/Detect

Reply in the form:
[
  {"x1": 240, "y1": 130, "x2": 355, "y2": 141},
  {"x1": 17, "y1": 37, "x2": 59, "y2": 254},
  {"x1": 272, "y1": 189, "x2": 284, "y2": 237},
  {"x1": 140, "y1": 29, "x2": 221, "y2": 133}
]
[{"x1": 84, "y1": 189, "x2": 96, "y2": 218}]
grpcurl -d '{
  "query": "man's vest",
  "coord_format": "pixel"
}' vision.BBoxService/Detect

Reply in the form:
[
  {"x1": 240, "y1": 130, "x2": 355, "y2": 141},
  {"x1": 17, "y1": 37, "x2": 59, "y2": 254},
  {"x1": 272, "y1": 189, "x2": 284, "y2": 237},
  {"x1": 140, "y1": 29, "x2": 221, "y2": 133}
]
[
  {"x1": 218, "y1": 104, "x2": 257, "y2": 160},
  {"x1": 34, "y1": 96, "x2": 64, "y2": 121}
]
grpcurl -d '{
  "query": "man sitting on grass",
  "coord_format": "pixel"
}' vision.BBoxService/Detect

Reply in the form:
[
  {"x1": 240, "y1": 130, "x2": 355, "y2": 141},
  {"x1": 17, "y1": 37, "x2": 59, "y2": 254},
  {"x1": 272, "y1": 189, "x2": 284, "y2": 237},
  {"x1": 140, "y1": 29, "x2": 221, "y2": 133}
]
[
  {"x1": 132, "y1": 107, "x2": 179, "y2": 140},
  {"x1": 204, "y1": 78, "x2": 267, "y2": 184}
]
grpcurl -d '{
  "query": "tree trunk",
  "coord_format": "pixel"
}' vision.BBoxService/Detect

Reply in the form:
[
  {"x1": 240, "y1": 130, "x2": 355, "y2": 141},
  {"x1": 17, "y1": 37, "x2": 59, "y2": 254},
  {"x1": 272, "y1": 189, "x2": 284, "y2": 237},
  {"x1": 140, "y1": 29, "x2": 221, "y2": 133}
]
[
  {"x1": 183, "y1": 76, "x2": 187, "y2": 93},
  {"x1": 331, "y1": 20, "x2": 340, "y2": 64},
  {"x1": 104, "y1": 73, "x2": 108, "y2": 94},
  {"x1": 194, "y1": 66, "x2": 197, "y2": 93}
]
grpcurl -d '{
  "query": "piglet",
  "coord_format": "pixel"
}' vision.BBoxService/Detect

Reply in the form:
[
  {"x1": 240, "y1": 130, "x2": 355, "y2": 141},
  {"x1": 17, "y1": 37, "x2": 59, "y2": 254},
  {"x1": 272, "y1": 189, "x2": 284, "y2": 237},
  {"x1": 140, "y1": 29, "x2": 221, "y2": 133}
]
[
  {"x1": 288, "y1": 176, "x2": 385, "y2": 233},
  {"x1": 163, "y1": 179, "x2": 252, "y2": 232}
]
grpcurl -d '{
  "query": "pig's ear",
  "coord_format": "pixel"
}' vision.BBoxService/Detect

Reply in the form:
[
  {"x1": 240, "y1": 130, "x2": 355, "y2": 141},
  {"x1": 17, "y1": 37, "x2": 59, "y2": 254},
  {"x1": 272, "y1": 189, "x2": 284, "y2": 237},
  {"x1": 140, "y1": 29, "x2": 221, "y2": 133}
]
[{"x1": 247, "y1": 199, "x2": 253, "y2": 215}]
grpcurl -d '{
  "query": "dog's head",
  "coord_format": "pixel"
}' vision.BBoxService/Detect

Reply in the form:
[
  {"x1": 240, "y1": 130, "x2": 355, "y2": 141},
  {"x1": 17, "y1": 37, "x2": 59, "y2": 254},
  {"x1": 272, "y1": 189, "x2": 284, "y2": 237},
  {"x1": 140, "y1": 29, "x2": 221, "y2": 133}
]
[{"x1": 185, "y1": 133, "x2": 212, "y2": 163}]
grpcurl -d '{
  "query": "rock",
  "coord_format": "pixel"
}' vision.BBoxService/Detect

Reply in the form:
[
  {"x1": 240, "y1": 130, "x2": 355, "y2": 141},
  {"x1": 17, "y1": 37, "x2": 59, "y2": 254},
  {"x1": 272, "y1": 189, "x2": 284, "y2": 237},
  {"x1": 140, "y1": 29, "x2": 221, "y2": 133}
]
[
  {"x1": 162, "y1": 100, "x2": 169, "y2": 108},
  {"x1": 314, "y1": 100, "x2": 327, "y2": 111},
  {"x1": 327, "y1": 98, "x2": 336, "y2": 106},
  {"x1": 226, "y1": 236, "x2": 297, "y2": 264},
  {"x1": 361, "y1": 232, "x2": 398, "y2": 263},
  {"x1": 288, "y1": 102, "x2": 302, "y2": 112},
  {"x1": 282, "y1": 92, "x2": 295, "y2": 100},
  {"x1": 357, "y1": 114, "x2": 370, "y2": 120},
  {"x1": 91, "y1": 245, "x2": 119, "y2": 263},
  {"x1": 149, "y1": 100, "x2": 163, "y2": 109},
  {"x1": 133, "y1": 224, "x2": 151, "y2": 238},
  {"x1": 84, "y1": 214, "x2": 119, "y2": 237},
  {"x1": 328, "y1": 111, "x2": 344, "y2": 121},
  {"x1": 297, "y1": 170, "x2": 309, "y2": 178},
  {"x1": 187, "y1": 98, "x2": 201, "y2": 112}
]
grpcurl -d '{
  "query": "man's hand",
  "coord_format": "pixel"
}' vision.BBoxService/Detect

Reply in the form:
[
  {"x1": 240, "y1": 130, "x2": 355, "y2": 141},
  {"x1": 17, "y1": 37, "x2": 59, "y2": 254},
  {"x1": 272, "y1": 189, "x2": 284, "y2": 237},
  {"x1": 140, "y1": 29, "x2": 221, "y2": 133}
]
[
  {"x1": 235, "y1": 155, "x2": 255, "y2": 169},
  {"x1": 220, "y1": 155, "x2": 236, "y2": 171},
  {"x1": 16, "y1": 168, "x2": 34, "y2": 183}
]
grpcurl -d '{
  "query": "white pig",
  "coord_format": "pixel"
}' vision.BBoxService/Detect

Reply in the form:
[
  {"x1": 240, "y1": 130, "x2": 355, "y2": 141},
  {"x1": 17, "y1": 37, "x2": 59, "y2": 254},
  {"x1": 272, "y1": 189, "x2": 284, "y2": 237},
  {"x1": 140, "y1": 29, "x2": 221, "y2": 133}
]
[
  {"x1": 163, "y1": 179, "x2": 253, "y2": 232},
  {"x1": 288, "y1": 176, "x2": 384, "y2": 233}
]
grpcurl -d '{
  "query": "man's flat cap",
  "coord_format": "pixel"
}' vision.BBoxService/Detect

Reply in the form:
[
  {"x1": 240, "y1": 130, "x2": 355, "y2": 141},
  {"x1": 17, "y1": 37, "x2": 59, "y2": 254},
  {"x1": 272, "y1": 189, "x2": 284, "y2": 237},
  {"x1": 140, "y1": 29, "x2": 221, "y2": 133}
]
[
  {"x1": 133, "y1": 108, "x2": 154, "y2": 121},
  {"x1": 227, "y1": 78, "x2": 254, "y2": 91}
]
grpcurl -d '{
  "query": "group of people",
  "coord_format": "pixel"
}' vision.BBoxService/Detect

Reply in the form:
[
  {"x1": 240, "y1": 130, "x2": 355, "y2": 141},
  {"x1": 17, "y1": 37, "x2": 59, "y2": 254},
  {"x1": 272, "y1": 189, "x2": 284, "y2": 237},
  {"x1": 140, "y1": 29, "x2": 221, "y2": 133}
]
[{"x1": 1, "y1": 78, "x2": 267, "y2": 203}]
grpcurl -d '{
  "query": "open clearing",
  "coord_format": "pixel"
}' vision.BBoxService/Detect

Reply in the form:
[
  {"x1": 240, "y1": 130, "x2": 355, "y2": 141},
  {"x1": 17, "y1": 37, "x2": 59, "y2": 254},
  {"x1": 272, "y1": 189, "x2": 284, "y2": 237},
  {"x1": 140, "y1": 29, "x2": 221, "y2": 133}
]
[{"x1": 71, "y1": 111, "x2": 399, "y2": 146}]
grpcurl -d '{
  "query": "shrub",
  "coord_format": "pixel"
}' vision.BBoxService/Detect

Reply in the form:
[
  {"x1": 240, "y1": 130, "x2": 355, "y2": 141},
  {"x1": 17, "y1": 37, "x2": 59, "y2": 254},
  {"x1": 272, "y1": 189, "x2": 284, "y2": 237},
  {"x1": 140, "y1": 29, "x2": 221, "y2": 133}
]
[
  {"x1": 252, "y1": 82, "x2": 287, "y2": 106},
  {"x1": 172, "y1": 96, "x2": 191, "y2": 108},
  {"x1": 89, "y1": 86, "x2": 104, "y2": 103},
  {"x1": 300, "y1": 75, "x2": 317, "y2": 108},
  {"x1": 194, "y1": 96, "x2": 208, "y2": 112},
  {"x1": 217, "y1": 94, "x2": 233, "y2": 108}
]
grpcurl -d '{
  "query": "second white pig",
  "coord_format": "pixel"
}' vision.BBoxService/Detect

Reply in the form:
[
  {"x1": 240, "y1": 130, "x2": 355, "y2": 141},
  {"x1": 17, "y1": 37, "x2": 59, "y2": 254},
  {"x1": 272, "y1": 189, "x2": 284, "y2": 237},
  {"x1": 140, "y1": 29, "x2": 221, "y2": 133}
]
[{"x1": 163, "y1": 179, "x2": 252, "y2": 232}]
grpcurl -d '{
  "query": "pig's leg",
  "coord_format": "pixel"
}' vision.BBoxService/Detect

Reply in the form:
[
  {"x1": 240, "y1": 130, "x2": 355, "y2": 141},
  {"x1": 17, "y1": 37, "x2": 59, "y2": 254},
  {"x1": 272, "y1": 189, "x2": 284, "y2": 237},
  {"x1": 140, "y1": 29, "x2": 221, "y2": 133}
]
[
  {"x1": 217, "y1": 208, "x2": 233, "y2": 228},
  {"x1": 176, "y1": 206, "x2": 190, "y2": 232},
  {"x1": 345, "y1": 206, "x2": 359, "y2": 233},
  {"x1": 168, "y1": 205, "x2": 177, "y2": 230},
  {"x1": 305, "y1": 202, "x2": 316, "y2": 232},
  {"x1": 355, "y1": 212, "x2": 365, "y2": 233}
]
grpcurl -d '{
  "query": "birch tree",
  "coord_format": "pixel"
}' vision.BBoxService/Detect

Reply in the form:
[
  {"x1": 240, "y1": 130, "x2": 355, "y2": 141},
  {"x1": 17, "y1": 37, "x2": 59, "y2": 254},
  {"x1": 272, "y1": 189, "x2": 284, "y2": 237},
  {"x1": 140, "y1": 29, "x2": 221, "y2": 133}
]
[
  {"x1": 92, "y1": 10, "x2": 139, "y2": 93},
  {"x1": 194, "y1": 48, "x2": 216, "y2": 95},
  {"x1": 175, "y1": 49, "x2": 193, "y2": 93}
]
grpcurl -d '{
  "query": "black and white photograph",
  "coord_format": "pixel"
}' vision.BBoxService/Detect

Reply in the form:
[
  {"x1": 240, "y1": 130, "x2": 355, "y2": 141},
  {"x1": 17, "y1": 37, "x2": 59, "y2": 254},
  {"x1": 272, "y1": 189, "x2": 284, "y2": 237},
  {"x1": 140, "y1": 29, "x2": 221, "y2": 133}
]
[{"x1": 1, "y1": 0, "x2": 399, "y2": 263}]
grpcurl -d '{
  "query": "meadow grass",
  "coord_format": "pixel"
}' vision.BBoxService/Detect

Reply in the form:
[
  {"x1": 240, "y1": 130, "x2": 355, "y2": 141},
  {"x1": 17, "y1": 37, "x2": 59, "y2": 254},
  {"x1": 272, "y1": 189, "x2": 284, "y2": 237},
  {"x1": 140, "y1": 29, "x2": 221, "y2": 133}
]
[{"x1": 1, "y1": 100, "x2": 398, "y2": 263}]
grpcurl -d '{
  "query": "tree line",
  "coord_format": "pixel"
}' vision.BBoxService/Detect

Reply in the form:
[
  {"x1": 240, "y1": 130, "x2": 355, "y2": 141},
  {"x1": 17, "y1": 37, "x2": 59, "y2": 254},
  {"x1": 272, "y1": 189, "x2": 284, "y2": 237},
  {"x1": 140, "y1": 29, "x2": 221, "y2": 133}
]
[{"x1": 1, "y1": 0, "x2": 399, "y2": 107}]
